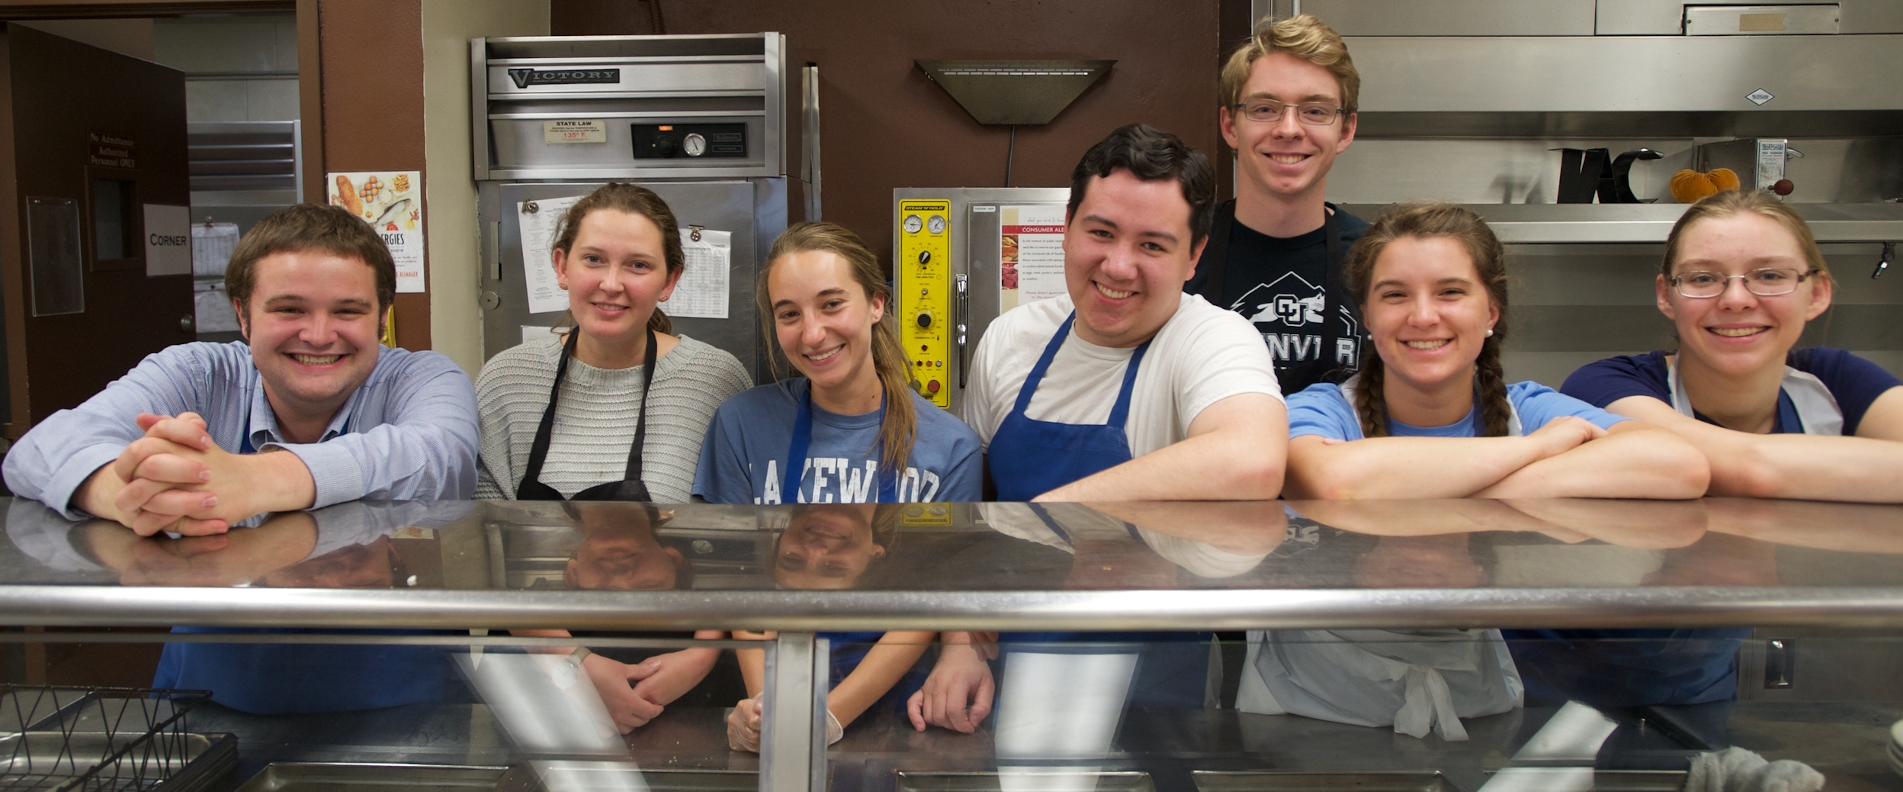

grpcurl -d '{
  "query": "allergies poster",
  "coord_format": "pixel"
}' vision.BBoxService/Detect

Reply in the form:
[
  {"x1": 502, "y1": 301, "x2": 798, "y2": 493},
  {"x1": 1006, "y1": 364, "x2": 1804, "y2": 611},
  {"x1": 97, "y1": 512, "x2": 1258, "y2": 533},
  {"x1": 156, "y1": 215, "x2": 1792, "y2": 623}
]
[
  {"x1": 328, "y1": 171, "x2": 425, "y2": 293},
  {"x1": 999, "y1": 205, "x2": 1066, "y2": 312}
]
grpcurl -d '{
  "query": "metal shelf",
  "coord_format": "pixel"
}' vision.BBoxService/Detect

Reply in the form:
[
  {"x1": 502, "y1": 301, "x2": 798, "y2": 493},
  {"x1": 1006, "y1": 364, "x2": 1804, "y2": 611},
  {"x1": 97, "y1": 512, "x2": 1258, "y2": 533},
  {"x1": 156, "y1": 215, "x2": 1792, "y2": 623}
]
[{"x1": 1339, "y1": 202, "x2": 1903, "y2": 244}]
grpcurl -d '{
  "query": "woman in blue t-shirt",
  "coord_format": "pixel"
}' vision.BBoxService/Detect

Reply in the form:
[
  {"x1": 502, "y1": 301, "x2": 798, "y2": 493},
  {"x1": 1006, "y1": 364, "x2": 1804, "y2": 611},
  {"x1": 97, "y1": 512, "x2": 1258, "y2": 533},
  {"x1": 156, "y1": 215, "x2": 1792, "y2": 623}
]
[
  {"x1": 694, "y1": 221, "x2": 982, "y2": 504},
  {"x1": 1282, "y1": 202, "x2": 1708, "y2": 499},
  {"x1": 1562, "y1": 189, "x2": 1903, "y2": 501},
  {"x1": 697, "y1": 222, "x2": 979, "y2": 750}
]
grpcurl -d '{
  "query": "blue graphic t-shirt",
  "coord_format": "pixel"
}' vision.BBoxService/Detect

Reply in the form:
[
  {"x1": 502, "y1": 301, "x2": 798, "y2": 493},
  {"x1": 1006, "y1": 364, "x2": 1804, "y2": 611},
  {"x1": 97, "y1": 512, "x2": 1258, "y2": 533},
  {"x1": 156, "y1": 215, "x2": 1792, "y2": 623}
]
[
  {"x1": 1288, "y1": 380, "x2": 1627, "y2": 440},
  {"x1": 693, "y1": 379, "x2": 983, "y2": 504}
]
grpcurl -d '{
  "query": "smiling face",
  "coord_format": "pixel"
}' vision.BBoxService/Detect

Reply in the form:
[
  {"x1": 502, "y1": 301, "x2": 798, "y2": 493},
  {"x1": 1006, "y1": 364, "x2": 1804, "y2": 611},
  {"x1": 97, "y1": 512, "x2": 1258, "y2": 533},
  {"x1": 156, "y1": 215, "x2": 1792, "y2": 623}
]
[
  {"x1": 1064, "y1": 169, "x2": 1206, "y2": 348},
  {"x1": 768, "y1": 250, "x2": 885, "y2": 409},
  {"x1": 1219, "y1": 52, "x2": 1356, "y2": 205},
  {"x1": 774, "y1": 505, "x2": 883, "y2": 590},
  {"x1": 554, "y1": 209, "x2": 681, "y2": 349},
  {"x1": 239, "y1": 250, "x2": 383, "y2": 431},
  {"x1": 1658, "y1": 211, "x2": 1831, "y2": 379},
  {"x1": 1363, "y1": 236, "x2": 1500, "y2": 400}
]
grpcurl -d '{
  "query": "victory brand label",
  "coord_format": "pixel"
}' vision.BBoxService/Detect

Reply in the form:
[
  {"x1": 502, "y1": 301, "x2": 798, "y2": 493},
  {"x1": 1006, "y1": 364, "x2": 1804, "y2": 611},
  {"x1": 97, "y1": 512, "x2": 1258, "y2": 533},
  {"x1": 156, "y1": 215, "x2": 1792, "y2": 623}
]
[{"x1": 508, "y1": 68, "x2": 620, "y2": 89}]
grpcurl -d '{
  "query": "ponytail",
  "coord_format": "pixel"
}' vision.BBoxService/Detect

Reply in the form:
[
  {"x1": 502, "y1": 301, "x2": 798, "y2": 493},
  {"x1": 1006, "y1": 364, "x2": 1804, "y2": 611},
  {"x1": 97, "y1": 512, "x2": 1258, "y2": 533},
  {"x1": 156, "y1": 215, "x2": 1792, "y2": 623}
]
[{"x1": 760, "y1": 223, "x2": 917, "y2": 480}]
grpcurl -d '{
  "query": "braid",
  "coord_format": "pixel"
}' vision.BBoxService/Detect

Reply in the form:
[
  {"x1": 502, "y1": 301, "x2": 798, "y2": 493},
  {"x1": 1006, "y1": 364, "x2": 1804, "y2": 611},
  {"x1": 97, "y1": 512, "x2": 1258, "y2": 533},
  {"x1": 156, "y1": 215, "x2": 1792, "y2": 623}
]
[
  {"x1": 1473, "y1": 337, "x2": 1511, "y2": 437},
  {"x1": 1353, "y1": 356, "x2": 1390, "y2": 438}
]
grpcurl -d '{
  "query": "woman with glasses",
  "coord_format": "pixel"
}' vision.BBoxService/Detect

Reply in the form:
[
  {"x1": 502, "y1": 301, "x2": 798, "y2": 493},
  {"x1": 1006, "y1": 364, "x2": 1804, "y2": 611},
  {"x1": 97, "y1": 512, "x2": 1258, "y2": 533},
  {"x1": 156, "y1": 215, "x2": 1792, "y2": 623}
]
[{"x1": 1562, "y1": 189, "x2": 1903, "y2": 501}]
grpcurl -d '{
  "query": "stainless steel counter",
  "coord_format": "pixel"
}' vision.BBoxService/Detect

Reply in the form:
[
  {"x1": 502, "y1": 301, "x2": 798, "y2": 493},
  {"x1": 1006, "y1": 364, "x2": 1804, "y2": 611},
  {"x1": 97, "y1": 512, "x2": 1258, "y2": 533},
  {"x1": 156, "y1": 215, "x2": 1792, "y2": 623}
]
[{"x1": 3, "y1": 497, "x2": 1903, "y2": 633}]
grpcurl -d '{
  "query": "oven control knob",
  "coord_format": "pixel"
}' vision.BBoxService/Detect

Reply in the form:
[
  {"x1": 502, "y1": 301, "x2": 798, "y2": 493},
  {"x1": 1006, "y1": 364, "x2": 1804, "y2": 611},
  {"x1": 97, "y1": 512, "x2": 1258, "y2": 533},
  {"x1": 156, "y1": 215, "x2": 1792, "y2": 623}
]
[
  {"x1": 916, "y1": 313, "x2": 931, "y2": 328},
  {"x1": 916, "y1": 250, "x2": 932, "y2": 265},
  {"x1": 655, "y1": 137, "x2": 678, "y2": 157}
]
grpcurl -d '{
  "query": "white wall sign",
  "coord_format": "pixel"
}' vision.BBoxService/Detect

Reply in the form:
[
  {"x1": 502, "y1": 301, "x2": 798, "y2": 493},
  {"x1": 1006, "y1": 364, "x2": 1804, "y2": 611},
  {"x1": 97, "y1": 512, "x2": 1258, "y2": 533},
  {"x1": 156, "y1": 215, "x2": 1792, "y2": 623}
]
[{"x1": 143, "y1": 204, "x2": 191, "y2": 277}]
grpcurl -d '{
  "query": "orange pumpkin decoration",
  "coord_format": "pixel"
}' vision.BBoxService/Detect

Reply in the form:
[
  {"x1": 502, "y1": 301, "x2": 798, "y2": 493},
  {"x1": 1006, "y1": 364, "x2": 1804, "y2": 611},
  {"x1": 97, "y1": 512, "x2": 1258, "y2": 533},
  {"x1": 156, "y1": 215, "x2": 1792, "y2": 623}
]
[{"x1": 1669, "y1": 168, "x2": 1742, "y2": 203}]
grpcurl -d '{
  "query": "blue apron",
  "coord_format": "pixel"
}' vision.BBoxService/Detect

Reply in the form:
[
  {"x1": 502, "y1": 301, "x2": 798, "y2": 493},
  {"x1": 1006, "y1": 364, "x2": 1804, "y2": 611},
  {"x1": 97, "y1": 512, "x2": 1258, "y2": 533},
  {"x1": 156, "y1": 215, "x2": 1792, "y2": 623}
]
[
  {"x1": 783, "y1": 387, "x2": 919, "y2": 708},
  {"x1": 781, "y1": 387, "x2": 899, "y2": 504},
  {"x1": 987, "y1": 312, "x2": 1206, "y2": 709},
  {"x1": 988, "y1": 313, "x2": 1150, "y2": 501}
]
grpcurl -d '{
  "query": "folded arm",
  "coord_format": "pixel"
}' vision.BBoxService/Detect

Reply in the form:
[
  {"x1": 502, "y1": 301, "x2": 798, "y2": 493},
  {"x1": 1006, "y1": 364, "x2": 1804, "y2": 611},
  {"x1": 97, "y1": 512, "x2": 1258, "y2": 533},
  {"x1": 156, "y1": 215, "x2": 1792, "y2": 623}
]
[
  {"x1": 1033, "y1": 392, "x2": 1287, "y2": 502},
  {"x1": 1285, "y1": 434, "x2": 1549, "y2": 500},
  {"x1": 1475, "y1": 421, "x2": 1708, "y2": 499},
  {"x1": 1606, "y1": 393, "x2": 1903, "y2": 502}
]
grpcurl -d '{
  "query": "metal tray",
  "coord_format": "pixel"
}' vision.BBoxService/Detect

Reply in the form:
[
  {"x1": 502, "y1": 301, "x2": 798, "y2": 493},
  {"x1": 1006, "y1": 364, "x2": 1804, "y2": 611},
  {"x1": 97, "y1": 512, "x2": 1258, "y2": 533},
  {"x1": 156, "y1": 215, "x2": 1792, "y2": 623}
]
[
  {"x1": 893, "y1": 770, "x2": 1154, "y2": 792},
  {"x1": 234, "y1": 764, "x2": 510, "y2": 792},
  {"x1": 1478, "y1": 769, "x2": 1688, "y2": 791},
  {"x1": 1192, "y1": 771, "x2": 1462, "y2": 792},
  {"x1": 0, "y1": 732, "x2": 235, "y2": 792}
]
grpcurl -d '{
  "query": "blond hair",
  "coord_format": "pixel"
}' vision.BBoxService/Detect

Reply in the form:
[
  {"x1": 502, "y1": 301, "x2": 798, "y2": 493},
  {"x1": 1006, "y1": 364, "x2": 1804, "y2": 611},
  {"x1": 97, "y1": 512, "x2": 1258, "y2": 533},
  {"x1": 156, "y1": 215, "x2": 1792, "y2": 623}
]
[
  {"x1": 1662, "y1": 189, "x2": 1831, "y2": 286},
  {"x1": 1219, "y1": 14, "x2": 1360, "y2": 113}
]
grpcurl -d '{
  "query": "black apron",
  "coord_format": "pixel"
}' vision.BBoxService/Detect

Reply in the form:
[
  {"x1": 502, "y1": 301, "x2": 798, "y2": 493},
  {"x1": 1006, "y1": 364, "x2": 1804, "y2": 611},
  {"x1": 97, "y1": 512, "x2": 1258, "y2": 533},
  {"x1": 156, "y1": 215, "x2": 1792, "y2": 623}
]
[
  {"x1": 515, "y1": 328, "x2": 657, "y2": 502},
  {"x1": 1193, "y1": 200, "x2": 1352, "y2": 392}
]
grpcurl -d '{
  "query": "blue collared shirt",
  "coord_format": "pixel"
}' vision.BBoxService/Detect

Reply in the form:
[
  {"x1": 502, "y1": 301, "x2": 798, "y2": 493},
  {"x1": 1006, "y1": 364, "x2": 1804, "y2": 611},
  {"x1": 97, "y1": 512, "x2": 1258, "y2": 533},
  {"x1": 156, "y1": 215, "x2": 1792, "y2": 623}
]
[{"x1": 4, "y1": 341, "x2": 478, "y2": 519}]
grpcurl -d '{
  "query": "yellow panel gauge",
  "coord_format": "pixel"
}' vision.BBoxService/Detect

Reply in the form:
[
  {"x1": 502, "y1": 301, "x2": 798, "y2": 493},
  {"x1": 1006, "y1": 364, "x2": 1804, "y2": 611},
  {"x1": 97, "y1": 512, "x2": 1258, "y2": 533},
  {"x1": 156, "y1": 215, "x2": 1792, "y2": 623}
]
[{"x1": 897, "y1": 200, "x2": 951, "y2": 409}]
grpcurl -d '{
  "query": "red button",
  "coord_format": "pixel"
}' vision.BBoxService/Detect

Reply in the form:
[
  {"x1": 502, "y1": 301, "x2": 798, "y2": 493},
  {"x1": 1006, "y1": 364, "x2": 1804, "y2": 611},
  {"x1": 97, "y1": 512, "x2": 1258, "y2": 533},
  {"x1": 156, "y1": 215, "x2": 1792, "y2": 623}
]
[{"x1": 927, "y1": 380, "x2": 940, "y2": 393}]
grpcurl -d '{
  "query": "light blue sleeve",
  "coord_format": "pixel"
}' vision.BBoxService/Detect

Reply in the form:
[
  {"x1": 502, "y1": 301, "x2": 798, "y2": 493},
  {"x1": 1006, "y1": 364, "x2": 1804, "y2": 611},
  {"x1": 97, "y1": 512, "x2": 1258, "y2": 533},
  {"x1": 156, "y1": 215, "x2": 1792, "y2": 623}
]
[
  {"x1": 2, "y1": 344, "x2": 224, "y2": 519},
  {"x1": 1508, "y1": 381, "x2": 1630, "y2": 432},
  {"x1": 921, "y1": 404, "x2": 985, "y2": 501},
  {"x1": 1286, "y1": 383, "x2": 1362, "y2": 441},
  {"x1": 692, "y1": 400, "x2": 761, "y2": 505}
]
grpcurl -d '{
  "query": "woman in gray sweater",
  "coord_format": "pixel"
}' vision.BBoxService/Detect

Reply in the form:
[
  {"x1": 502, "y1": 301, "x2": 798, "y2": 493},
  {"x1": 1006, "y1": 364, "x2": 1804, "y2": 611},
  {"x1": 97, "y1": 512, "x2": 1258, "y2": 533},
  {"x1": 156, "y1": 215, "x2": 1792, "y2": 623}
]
[{"x1": 473, "y1": 182, "x2": 749, "y2": 732}]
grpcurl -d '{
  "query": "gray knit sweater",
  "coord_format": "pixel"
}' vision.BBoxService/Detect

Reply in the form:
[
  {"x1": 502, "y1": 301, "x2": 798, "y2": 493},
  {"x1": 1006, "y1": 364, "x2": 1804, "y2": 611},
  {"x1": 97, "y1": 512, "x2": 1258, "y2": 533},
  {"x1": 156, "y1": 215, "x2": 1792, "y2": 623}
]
[{"x1": 474, "y1": 334, "x2": 751, "y2": 502}]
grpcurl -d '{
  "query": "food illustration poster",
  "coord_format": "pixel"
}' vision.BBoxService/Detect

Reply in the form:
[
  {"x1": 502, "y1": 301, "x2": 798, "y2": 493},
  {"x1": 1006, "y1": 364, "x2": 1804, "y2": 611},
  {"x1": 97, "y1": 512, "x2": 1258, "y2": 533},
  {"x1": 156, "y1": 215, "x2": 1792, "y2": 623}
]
[
  {"x1": 1000, "y1": 205, "x2": 1066, "y2": 313},
  {"x1": 328, "y1": 171, "x2": 425, "y2": 293}
]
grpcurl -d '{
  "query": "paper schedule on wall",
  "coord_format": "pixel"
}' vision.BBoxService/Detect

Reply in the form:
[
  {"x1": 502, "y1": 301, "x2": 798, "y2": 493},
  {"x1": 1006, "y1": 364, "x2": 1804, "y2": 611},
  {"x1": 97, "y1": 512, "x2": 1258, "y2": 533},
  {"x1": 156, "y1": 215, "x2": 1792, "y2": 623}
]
[
  {"x1": 661, "y1": 228, "x2": 730, "y2": 319},
  {"x1": 516, "y1": 195, "x2": 582, "y2": 315}
]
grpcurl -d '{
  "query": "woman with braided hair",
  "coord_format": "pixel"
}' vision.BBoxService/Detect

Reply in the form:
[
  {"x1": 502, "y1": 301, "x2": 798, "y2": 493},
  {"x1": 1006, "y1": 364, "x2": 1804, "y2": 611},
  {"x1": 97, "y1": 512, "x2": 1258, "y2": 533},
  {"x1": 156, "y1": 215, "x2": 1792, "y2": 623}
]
[{"x1": 1281, "y1": 202, "x2": 1707, "y2": 500}]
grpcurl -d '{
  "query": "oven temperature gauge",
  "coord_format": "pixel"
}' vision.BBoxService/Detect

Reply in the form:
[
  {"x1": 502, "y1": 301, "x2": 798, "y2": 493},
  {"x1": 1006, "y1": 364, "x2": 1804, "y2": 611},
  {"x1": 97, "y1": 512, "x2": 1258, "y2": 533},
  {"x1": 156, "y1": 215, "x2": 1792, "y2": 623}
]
[
  {"x1": 682, "y1": 133, "x2": 707, "y2": 157},
  {"x1": 927, "y1": 215, "x2": 946, "y2": 234},
  {"x1": 903, "y1": 214, "x2": 923, "y2": 234}
]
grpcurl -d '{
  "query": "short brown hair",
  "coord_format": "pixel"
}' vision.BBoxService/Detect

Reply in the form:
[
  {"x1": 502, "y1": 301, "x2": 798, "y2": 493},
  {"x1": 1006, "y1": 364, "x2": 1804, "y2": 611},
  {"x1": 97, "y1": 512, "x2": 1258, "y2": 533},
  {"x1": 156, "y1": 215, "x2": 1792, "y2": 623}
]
[
  {"x1": 1219, "y1": 14, "x2": 1360, "y2": 114},
  {"x1": 1662, "y1": 189, "x2": 1831, "y2": 285},
  {"x1": 226, "y1": 203, "x2": 398, "y2": 313},
  {"x1": 551, "y1": 183, "x2": 685, "y2": 335},
  {"x1": 1068, "y1": 124, "x2": 1217, "y2": 248}
]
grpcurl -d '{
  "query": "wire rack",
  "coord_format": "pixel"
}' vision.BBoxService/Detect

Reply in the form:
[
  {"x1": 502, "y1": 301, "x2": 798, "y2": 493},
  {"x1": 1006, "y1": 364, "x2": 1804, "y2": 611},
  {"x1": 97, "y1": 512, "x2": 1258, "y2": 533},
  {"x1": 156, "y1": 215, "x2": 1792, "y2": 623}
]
[{"x1": 0, "y1": 685, "x2": 212, "y2": 792}]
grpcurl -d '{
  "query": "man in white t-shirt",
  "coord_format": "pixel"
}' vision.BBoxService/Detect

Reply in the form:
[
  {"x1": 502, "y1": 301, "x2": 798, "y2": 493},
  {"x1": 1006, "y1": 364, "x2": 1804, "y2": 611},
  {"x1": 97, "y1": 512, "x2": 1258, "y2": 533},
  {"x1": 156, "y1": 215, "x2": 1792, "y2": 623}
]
[{"x1": 907, "y1": 123, "x2": 1287, "y2": 733}]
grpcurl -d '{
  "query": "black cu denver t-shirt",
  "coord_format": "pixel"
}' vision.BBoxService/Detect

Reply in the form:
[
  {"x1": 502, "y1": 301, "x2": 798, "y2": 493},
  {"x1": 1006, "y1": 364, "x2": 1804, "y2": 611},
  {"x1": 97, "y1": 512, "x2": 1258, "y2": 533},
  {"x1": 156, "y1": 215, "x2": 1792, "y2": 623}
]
[{"x1": 1186, "y1": 203, "x2": 1370, "y2": 394}]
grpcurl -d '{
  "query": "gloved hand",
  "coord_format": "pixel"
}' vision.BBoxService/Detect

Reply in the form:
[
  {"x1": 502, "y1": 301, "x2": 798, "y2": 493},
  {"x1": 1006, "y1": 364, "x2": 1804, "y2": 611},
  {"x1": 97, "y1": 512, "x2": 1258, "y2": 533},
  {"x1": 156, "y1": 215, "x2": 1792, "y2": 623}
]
[
  {"x1": 1687, "y1": 746, "x2": 1824, "y2": 792},
  {"x1": 726, "y1": 692, "x2": 845, "y2": 753}
]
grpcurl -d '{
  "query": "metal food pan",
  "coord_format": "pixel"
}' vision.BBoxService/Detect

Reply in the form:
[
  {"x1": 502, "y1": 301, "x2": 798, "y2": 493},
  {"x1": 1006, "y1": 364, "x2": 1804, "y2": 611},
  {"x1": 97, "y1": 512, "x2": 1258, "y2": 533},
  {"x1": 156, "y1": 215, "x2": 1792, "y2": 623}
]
[
  {"x1": 0, "y1": 732, "x2": 234, "y2": 792},
  {"x1": 235, "y1": 763, "x2": 512, "y2": 792},
  {"x1": 1478, "y1": 769, "x2": 1688, "y2": 791},
  {"x1": 1192, "y1": 771, "x2": 1462, "y2": 792},
  {"x1": 893, "y1": 770, "x2": 1154, "y2": 792}
]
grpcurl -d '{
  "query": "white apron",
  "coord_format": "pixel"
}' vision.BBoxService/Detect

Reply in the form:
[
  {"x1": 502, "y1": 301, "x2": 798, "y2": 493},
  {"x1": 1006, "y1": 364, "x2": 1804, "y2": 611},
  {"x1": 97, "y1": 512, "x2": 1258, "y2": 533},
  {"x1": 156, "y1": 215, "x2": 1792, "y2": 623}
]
[
  {"x1": 1242, "y1": 376, "x2": 1525, "y2": 741},
  {"x1": 1666, "y1": 356, "x2": 1844, "y2": 435}
]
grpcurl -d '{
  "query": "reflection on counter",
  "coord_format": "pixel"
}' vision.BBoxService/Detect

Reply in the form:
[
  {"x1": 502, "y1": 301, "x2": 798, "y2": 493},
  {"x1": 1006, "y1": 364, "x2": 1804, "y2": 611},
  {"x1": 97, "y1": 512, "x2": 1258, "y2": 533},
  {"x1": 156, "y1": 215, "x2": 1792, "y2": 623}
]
[{"x1": 5, "y1": 497, "x2": 1903, "y2": 791}]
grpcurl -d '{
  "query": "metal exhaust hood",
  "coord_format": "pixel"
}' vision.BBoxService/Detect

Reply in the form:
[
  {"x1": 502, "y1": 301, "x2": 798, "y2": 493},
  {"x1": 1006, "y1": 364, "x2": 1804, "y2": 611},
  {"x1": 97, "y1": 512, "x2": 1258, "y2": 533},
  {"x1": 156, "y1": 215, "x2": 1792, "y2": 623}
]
[{"x1": 916, "y1": 60, "x2": 1114, "y2": 125}]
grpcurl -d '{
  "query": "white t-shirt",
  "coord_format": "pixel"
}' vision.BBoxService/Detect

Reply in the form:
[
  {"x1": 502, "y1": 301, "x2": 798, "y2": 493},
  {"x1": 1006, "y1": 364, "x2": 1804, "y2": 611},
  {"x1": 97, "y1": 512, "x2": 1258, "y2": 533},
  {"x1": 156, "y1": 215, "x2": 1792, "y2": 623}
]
[{"x1": 964, "y1": 293, "x2": 1284, "y2": 457}]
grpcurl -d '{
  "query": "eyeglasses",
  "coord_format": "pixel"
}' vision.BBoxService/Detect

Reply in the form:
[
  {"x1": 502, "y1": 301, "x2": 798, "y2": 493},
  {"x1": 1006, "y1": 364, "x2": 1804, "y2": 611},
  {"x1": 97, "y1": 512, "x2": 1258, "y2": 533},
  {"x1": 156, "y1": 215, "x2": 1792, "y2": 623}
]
[
  {"x1": 1669, "y1": 267, "x2": 1818, "y2": 298},
  {"x1": 1232, "y1": 99, "x2": 1347, "y2": 126}
]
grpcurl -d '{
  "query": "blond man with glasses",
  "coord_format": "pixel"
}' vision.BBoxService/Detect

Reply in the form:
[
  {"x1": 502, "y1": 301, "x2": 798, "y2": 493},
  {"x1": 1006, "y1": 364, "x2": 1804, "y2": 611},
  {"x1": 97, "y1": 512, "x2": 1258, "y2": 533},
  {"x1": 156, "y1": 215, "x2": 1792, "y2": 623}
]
[{"x1": 1186, "y1": 14, "x2": 1369, "y2": 395}]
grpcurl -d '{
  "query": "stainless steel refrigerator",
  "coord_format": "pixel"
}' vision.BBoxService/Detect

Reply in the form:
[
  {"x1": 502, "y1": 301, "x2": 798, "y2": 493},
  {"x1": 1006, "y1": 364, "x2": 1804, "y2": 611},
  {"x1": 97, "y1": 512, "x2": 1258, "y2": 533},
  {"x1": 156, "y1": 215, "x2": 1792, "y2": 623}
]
[{"x1": 472, "y1": 34, "x2": 788, "y2": 380}]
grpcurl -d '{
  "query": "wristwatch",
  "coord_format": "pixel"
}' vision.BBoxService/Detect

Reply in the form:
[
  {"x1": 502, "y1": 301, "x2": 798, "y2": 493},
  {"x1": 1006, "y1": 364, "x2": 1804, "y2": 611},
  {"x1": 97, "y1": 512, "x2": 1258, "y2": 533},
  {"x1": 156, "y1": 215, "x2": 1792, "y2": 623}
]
[{"x1": 565, "y1": 646, "x2": 592, "y2": 668}]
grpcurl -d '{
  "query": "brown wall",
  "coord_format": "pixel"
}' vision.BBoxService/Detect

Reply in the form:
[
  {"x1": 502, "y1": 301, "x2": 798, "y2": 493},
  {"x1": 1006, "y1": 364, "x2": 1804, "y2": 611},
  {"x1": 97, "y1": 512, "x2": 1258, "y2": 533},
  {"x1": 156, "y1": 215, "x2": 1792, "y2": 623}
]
[
  {"x1": 552, "y1": 0, "x2": 1221, "y2": 270},
  {"x1": 317, "y1": 0, "x2": 429, "y2": 350}
]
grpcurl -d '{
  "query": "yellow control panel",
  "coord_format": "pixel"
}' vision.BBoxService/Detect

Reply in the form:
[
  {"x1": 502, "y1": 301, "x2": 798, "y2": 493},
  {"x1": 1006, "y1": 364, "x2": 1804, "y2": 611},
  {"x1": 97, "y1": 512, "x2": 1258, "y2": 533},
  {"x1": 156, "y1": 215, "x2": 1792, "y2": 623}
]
[{"x1": 897, "y1": 200, "x2": 951, "y2": 409}]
